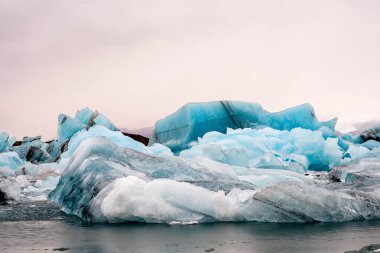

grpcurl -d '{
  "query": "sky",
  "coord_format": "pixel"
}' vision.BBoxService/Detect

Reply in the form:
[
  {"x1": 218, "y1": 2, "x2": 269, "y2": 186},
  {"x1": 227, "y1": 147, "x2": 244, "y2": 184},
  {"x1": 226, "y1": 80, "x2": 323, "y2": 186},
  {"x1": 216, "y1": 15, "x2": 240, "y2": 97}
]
[{"x1": 1, "y1": 0, "x2": 379, "y2": 140}]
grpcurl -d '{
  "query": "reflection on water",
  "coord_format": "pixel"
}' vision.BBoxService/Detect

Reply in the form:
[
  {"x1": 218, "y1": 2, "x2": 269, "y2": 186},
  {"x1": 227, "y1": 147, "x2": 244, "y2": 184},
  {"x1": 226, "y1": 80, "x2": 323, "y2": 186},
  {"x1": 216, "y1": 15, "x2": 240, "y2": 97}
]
[{"x1": 1, "y1": 219, "x2": 380, "y2": 253}]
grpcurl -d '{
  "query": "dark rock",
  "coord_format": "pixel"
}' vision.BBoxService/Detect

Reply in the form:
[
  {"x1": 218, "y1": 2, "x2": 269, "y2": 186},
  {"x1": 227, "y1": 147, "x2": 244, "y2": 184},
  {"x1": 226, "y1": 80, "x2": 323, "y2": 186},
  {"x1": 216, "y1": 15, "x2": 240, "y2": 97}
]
[
  {"x1": 205, "y1": 248, "x2": 215, "y2": 252},
  {"x1": 25, "y1": 146, "x2": 51, "y2": 164},
  {"x1": 60, "y1": 140, "x2": 70, "y2": 154},
  {"x1": 345, "y1": 244, "x2": 380, "y2": 253},
  {"x1": 53, "y1": 247, "x2": 70, "y2": 251},
  {"x1": 360, "y1": 125, "x2": 380, "y2": 142},
  {"x1": 0, "y1": 189, "x2": 7, "y2": 205},
  {"x1": 122, "y1": 132, "x2": 149, "y2": 146},
  {"x1": 12, "y1": 141, "x2": 22, "y2": 147}
]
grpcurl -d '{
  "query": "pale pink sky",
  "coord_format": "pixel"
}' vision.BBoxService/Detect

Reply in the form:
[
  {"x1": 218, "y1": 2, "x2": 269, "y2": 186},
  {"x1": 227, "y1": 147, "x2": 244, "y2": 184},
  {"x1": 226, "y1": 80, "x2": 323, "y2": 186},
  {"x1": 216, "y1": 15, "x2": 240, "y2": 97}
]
[{"x1": 1, "y1": 0, "x2": 379, "y2": 139}]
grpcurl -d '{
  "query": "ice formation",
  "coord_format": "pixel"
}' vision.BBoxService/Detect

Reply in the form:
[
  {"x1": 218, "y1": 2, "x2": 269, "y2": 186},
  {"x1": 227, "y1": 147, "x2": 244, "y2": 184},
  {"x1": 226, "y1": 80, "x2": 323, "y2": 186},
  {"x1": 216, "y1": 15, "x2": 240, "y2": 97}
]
[
  {"x1": 150, "y1": 101, "x2": 337, "y2": 153},
  {"x1": 180, "y1": 127, "x2": 345, "y2": 172},
  {"x1": 50, "y1": 137, "x2": 380, "y2": 223},
  {"x1": 60, "y1": 125, "x2": 172, "y2": 160},
  {"x1": 360, "y1": 124, "x2": 380, "y2": 143},
  {"x1": 0, "y1": 132, "x2": 9, "y2": 152},
  {"x1": 49, "y1": 107, "x2": 120, "y2": 160},
  {"x1": 0, "y1": 102, "x2": 379, "y2": 224},
  {"x1": 0, "y1": 107, "x2": 157, "y2": 202},
  {"x1": 0, "y1": 152, "x2": 23, "y2": 170}
]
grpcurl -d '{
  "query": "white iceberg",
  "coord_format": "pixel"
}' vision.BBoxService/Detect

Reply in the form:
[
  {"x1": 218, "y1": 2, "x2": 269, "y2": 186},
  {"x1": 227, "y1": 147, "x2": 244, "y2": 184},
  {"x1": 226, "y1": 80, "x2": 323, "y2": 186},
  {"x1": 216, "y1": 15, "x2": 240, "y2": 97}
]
[{"x1": 49, "y1": 137, "x2": 380, "y2": 224}]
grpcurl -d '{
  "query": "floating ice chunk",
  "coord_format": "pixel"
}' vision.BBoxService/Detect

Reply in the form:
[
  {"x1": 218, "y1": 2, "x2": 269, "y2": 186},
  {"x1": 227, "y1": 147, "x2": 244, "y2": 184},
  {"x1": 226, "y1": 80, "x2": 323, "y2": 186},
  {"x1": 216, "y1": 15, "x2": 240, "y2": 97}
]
[
  {"x1": 180, "y1": 127, "x2": 343, "y2": 171},
  {"x1": 49, "y1": 137, "x2": 380, "y2": 223},
  {"x1": 0, "y1": 152, "x2": 23, "y2": 170},
  {"x1": 49, "y1": 137, "x2": 258, "y2": 219},
  {"x1": 151, "y1": 101, "x2": 337, "y2": 152}
]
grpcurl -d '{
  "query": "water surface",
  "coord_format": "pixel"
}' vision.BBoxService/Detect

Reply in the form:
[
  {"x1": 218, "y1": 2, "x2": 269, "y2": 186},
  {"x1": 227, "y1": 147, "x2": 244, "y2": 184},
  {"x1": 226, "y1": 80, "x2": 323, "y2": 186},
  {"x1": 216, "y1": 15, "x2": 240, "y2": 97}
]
[{"x1": 0, "y1": 202, "x2": 379, "y2": 253}]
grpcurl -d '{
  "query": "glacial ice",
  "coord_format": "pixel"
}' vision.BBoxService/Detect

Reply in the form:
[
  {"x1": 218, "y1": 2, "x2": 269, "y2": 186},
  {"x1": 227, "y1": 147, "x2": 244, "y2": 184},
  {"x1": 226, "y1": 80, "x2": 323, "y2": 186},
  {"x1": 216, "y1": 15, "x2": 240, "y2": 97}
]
[
  {"x1": 360, "y1": 124, "x2": 380, "y2": 142},
  {"x1": 180, "y1": 127, "x2": 345, "y2": 172},
  {"x1": 49, "y1": 107, "x2": 122, "y2": 160},
  {"x1": 49, "y1": 137, "x2": 380, "y2": 223},
  {"x1": 93, "y1": 114, "x2": 118, "y2": 131},
  {"x1": 0, "y1": 152, "x2": 23, "y2": 170},
  {"x1": 0, "y1": 132, "x2": 9, "y2": 152},
  {"x1": 61, "y1": 125, "x2": 172, "y2": 160},
  {"x1": 0, "y1": 107, "x2": 172, "y2": 202},
  {"x1": 10, "y1": 136, "x2": 50, "y2": 163},
  {"x1": 0, "y1": 103, "x2": 379, "y2": 224},
  {"x1": 361, "y1": 140, "x2": 380, "y2": 150},
  {"x1": 57, "y1": 107, "x2": 117, "y2": 140},
  {"x1": 151, "y1": 101, "x2": 337, "y2": 153}
]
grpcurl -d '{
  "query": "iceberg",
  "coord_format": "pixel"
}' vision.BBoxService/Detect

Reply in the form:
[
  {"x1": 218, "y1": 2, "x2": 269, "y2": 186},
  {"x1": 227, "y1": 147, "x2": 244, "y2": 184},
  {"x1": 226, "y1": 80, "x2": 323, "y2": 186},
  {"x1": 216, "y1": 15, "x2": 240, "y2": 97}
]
[
  {"x1": 0, "y1": 103, "x2": 379, "y2": 224},
  {"x1": 150, "y1": 101, "x2": 337, "y2": 153},
  {"x1": 49, "y1": 107, "x2": 121, "y2": 160},
  {"x1": 10, "y1": 136, "x2": 50, "y2": 163},
  {"x1": 57, "y1": 114, "x2": 87, "y2": 141},
  {"x1": 49, "y1": 137, "x2": 260, "y2": 220},
  {"x1": 49, "y1": 137, "x2": 380, "y2": 224}
]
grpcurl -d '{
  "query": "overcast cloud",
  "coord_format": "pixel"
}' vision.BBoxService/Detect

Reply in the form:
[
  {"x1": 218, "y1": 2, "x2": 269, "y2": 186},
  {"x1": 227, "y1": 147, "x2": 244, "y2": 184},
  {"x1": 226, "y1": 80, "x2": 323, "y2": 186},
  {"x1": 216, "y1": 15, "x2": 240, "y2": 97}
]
[{"x1": 0, "y1": 0, "x2": 379, "y2": 139}]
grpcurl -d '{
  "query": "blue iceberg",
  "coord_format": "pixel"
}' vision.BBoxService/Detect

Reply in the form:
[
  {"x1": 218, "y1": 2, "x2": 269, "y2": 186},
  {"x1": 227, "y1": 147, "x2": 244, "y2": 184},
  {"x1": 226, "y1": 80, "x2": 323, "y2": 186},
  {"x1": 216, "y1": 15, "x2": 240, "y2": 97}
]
[
  {"x1": 150, "y1": 101, "x2": 337, "y2": 153},
  {"x1": 49, "y1": 137, "x2": 380, "y2": 224},
  {"x1": 0, "y1": 102, "x2": 378, "y2": 224},
  {"x1": 49, "y1": 107, "x2": 121, "y2": 160},
  {"x1": 61, "y1": 125, "x2": 172, "y2": 160}
]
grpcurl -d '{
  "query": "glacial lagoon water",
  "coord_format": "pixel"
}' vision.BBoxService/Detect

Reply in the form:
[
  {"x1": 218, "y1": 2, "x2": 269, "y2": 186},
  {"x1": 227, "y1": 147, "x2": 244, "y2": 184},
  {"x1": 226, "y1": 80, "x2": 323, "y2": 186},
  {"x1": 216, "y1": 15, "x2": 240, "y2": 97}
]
[{"x1": 1, "y1": 202, "x2": 380, "y2": 253}]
